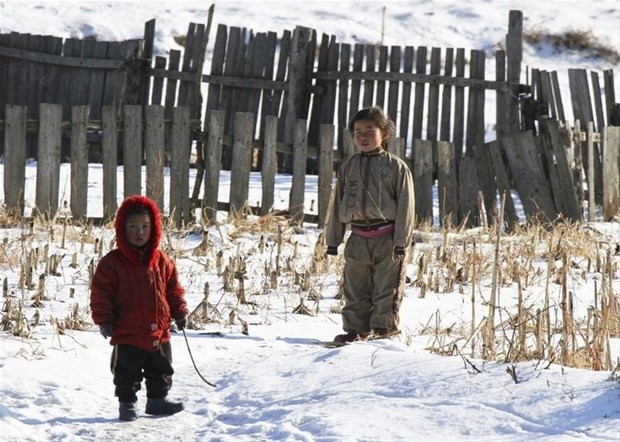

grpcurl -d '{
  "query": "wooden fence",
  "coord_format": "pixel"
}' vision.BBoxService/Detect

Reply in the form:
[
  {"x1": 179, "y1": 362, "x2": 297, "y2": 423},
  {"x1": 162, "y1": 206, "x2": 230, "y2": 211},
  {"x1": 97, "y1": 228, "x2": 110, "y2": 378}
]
[
  {"x1": 1, "y1": 11, "x2": 526, "y2": 162},
  {"x1": 1, "y1": 9, "x2": 619, "y2": 226},
  {"x1": 3, "y1": 104, "x2": 619, "y2": 228}
]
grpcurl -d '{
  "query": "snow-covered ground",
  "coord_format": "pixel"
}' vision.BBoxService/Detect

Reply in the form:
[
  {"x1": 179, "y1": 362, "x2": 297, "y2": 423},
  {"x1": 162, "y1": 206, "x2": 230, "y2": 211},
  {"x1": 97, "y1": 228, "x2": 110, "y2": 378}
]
[{"x1": 1, "y1": 1, "x2": 619, "y2": 441}]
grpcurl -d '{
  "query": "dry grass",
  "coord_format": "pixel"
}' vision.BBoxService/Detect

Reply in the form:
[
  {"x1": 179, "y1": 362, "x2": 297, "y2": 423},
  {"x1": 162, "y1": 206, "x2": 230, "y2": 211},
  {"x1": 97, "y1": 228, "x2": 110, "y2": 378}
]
[
  {"x1": 524, "y1": 27, "x2": 620, "y2": 64},
  {"x1": 0, "y1": 212, "x2": 617, "y2": 372},
  {"x1": 416, "y1": 220, "x2": 619, "y2": 371}
]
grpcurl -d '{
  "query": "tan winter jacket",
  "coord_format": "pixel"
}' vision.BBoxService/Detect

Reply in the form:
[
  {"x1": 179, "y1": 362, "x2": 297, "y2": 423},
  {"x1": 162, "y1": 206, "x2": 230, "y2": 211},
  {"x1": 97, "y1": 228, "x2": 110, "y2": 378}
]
[{"x1": 326, "y1": 149, "x2": 415, "y2": 251}]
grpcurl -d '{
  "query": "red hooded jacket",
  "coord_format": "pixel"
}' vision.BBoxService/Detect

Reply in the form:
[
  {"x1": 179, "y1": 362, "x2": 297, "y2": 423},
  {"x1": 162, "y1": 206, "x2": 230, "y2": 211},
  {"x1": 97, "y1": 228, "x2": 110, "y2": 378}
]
[{"x1": 90, "y1": 195, "x2": 188, "y2": 351}]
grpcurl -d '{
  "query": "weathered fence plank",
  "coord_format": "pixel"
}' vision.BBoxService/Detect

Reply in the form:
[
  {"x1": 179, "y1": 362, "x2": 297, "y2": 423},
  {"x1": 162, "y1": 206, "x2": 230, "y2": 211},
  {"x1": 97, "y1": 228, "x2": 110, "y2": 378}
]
[
  {"x1": 473, "y1": 141, "x2": 496, "y2": 226},
  {"x1": 487, "y1": 140, "x2": 519, "y2": 228},
  {"x1": 436, "y1": 140, "x2": 458, "y2": 227},
  {"x1": 35, "y1": 103, "x2": 62, "y2": 218},
  {"x1": 413, "y1": 139, "x2": 433, "y2": 225},
  {"x1": 506, "y1": 10, "x2": 523, "y2": 133},
  {"x1": 257, "y1": 31, "x2": 277, "y2": 140},
  {"x1": 363, "y1": 44, "x2": 376, "y2": 107},
  {"x1": 569, "y1": 68, "x2": 603, "y2": 201},
  {"x1": 101, "y1": 106, "x2": 118, "y2": 220},
  {"x1": 453, "y1": 48, "x2": 466, "y2": 162},
  {"x1": 603, "y1": 70, "x2": 618, "y2": 125},
  {"x1": 284, "y1": 27, "x2": 314, "y2": 147},
  {"x1": 3, "y1": 105, "x2": 27, "y2": 214},
  {"x1": 551, "y1": 71, "x2": 566, "y2": 123},
  {"x1": 273, "y1": 30, "x2": 291, "y2": 143},
  {"x1": 317, "y1": 123, "x2": 335, "y2": 228},
  {"x1": 539, "y1": 119, "x2": 581, "y2": 221},
  {"x1": 170, "y1": 106, "x2": 191, "y2": 227},
  {"x1": 412, "y1": 46, "x2": 427, "y2": 140},
  {"x1": 309, "y1": 34, "x2": 337, "y2": 148},
  {"x1": 164, "y1": 49, "x2": 182, "y2": 130},
  {"x1": 458, "y1": 155, "x2": 480, "y2": 227},
  {"x1": 260, "y1": 115, "x2": 278, "y2": 216},
  {"x1": 349, "y1": 44, "x2": 364, "y2": 123},
  {"x1": 389, "y1": 136, "x2": 405, "y2": 161},
  {"x1": 102, "y1": 42, "x2": 121, "y2": 107},
  {"x1": 203, "y1": 110, "x2": 225, "y2": 222},
  {"x1": 501, "y1": 130, "x2": 556, "y2": 222},
  {"x1": 495, "y1": 50, "x2": 508, "y2": 140},
  {"x1": 591, "y1": 71, "x2": 606, "y2": 131},
  {"x1": 376, "y1": 45, "x2": 388, "y2": 109},
  {"x1": 289, "y1": 119, "x2": 308, "y2": 223},
  {"x1": 426, "y1": 47, "x2": 441, "y2": 141},
  {"x1": 205, "y1": 24, "x2": 227, "y2": 114},
  {"x1": 229, "y1": 112, "x2": 254, "y2": 216},
  {"x1": 122, "y1": 105, "x2": 143, "y2": 198},
  {"x1": 70, "y1": 105, "x2": 90, "y2": 219},
  {"x1": 308, "y1": 34, "x2": 333, "y2": 148},
  {"x1": 603, "y1": 126, "x2": 620, "y2": 220},
  {"x1": 387, "y1": 45, "x2": 400, "y2": 126},
  {"x1": 87, "y1": 40, "x2": 109, "y2": 120},
  {"x1": 337, "y1": 43, "x2": 351, "y2": 151},
  {"x1": 440, "y1": 48, "x2": 454, "y2": 142},
  {"x1": 151, "y1": 56, "x2": 167, "y2": 105},
  {"x1": 399, "y1": 46, "x2": 414, "y2": 144},
  {"x1": 145, "y1": 105, "x2": 165, "y2": 210}
]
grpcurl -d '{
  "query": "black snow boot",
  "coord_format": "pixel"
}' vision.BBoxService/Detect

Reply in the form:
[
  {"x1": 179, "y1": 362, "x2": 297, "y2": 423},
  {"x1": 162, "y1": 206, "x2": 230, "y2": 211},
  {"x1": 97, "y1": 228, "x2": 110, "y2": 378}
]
[
  {"x1": 145, "y1": 397, "x2": 184, "y2": 416},
  {"x1": 119, "y1": 402, "x2": 138, "y2": 421}
]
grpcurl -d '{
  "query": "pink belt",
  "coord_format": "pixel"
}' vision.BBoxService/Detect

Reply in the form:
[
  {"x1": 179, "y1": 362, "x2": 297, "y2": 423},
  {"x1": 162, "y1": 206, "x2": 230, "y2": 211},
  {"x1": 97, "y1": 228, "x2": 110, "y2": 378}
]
[{"x1": 351, "y1": 223, "x2": 395, "y2": 239}]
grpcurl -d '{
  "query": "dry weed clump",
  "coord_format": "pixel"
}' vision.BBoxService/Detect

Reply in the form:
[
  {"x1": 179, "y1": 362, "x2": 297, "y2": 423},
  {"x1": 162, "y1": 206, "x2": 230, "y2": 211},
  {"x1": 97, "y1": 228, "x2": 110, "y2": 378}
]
[
  {"x1": 523, "y1": 27, "x2": 620, "y2": 63},
  {"x1": 417, "y1": 221, "x2": 619, "y2": 372}
]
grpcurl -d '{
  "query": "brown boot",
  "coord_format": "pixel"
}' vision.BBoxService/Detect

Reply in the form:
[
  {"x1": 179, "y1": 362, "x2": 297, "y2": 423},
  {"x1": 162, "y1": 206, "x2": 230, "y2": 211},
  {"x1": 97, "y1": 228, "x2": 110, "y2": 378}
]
[
  {"x1": 333, "y1": 330, "x2": 370, "y2": 343},
  {"x1": 372, "y1": 328, "x2": 400, "y2": 339}
]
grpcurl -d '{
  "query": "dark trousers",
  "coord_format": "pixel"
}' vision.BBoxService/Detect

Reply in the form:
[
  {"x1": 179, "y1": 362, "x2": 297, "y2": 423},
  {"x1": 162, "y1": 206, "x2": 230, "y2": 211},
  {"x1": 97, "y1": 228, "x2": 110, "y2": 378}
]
[{"x1": 110, "y1": 342, "x2": 174, "y2": 403}]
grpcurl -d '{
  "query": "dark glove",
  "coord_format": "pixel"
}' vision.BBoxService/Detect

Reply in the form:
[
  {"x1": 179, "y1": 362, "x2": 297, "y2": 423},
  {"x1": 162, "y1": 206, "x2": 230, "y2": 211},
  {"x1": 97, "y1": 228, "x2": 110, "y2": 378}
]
[
  {"x1": 175, "y1": 317, "x2": 187, "y2": 331},
  {"x1": 99, "y1": 324, "x2": 113, "y2": 338},
  {"x1": 394, "y1": 246, "x2": 407, "y2": 256},
  {"x1": 326, "y1": 246, "x2": 338, "y2": 256}
]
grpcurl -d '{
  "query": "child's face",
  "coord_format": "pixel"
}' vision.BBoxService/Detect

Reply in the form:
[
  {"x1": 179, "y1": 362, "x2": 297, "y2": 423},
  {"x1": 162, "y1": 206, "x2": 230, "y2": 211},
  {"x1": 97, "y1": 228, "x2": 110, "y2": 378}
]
[
  {"x1": 353, "y1": 119, "x2": 386, "y2": 153},
  {"x1": 125, "y1": 213, "x2": 151, "y2": 248}
]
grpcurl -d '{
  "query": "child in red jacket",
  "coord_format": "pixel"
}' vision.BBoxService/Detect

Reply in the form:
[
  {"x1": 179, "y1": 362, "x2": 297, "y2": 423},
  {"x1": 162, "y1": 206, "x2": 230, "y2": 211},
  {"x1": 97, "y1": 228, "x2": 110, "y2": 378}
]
[{"x1": 90, "y1": 195, "x2": 189, "y2": 421}]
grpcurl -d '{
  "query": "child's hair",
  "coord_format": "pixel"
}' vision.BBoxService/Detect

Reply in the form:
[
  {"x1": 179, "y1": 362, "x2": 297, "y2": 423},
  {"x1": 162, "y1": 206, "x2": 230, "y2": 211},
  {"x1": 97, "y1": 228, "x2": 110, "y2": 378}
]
[
  {"x1": 125, "y1": 204, "x2": 152, "y2": 221},
  {"x1": 348, "y1": 106, "x2": 396, "y2": 149}
]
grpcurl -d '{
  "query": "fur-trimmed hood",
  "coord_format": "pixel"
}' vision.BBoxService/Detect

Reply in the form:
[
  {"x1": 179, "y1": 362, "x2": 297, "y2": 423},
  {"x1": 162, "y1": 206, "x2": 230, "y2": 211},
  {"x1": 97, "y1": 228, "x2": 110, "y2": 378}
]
[{"x1": 114, "y1": 195, "x2": 162, "y2": 267}]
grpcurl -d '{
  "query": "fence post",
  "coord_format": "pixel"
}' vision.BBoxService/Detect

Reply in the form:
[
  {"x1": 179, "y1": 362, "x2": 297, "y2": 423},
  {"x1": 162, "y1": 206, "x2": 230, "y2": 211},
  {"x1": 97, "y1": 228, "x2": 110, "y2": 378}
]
[
  {"x1": 437, "y1": 140, "x2": 458, "y2": 228},
  {"x1": 261, "y1": 115, "x2": 278, "y2": 216},
  {"x1": 284, "y1": 27, "x2": 314, "y2": 146},
  {"x1": 413, "y1": 140, "x2": 434, "y2": 226},
  {"x1": 101, "y1": 106, "x2": 118, "y2": 221},
  {"x1": 145, "y1": 105, "x2": 165, "y2": 211},
  {"x1": 603, "y1": 127, "x2": 620, "y2": 221},
  {"x1": 123, "y1": 105, "x2": 143, "y2": 198},
  {"x1": 170, "y1": 106, "x2": 191, "y2": 227},
  {"x1": 35, "y1": 103, "x2": 62, "y2": 219},
  {"x1": 70, "y1": 105, "x2": 90, "y2": 219},
  {"x1": 3, "y1": 105, "x2": 27, "y2": 216},
  {"x1": 317, "y1": 123, "x2": 335, "y2": 228},
  {"x1": 229, "y1": 112, "x2": 254, "y2": 218},
  {"x1": 204, "y1": 110, "x2": 225, "y2": 223},
  {"x1": 506, "y1": 10, "x2": 523, "y2": 134},
  {"x1": 289, "y1": 119, "x2": 308, "y2": 224}
]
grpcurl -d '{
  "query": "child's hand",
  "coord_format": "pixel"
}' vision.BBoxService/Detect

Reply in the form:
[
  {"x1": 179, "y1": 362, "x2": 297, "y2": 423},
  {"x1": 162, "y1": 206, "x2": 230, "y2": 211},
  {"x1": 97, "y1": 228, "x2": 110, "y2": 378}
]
[
  {"x1": 99, "y1": 324, "x2": 113, "y2": 338},
  {"x1": 175, "y1": 317, "x2": 188, "y2": 331}
]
